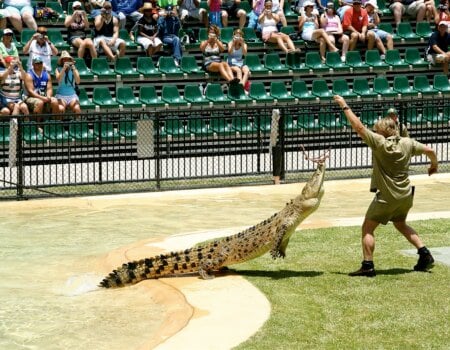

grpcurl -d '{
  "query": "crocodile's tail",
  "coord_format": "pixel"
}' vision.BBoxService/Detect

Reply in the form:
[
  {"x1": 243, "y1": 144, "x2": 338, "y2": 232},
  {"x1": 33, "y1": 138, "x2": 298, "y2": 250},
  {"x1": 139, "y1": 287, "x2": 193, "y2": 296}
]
[{"x1": 99, "y1": 248, "x2": 201, "y2": 288}]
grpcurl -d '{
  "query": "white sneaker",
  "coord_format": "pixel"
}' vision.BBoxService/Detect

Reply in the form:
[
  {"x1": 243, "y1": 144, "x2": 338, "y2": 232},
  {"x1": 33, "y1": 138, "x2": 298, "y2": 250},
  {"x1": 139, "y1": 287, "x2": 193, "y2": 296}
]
[
  {"x1": 341, "y1": 55, "x2": 346, "y2": 63},
  {"x1": 380, "y1": 54, "x2": 386, "y2": 60}
]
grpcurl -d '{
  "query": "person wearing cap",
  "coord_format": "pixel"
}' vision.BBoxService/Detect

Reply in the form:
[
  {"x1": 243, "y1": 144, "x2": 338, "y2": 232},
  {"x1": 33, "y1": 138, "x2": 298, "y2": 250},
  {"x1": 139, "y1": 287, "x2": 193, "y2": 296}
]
[
  {"x1": 111, "y1": 0, "x2": 143, "y2": 30},
  {"x1": 435, "y1": 0, "x2": 450, "y2": 29},
  {"x1": 135, "y1": 2, "x2": 163, "y2": 57},
  {"x1": 178, "y1": 0, "x2": 208, "y2": 27},
  {"x1": 0, "y1": 29, "x2": 19, "y2": 68},
  {"x1": 54, "y1": 51, "x2": 81, "y2": 115},
  {"x1": 299, "y1": 1, "x2": 339, "y2": 63},
  {"x1": 333, "y1": 94, "x2": 438, "y2": 277},
  {"x1": 426, "y1": 21, "x2": 450, "y2": 74},
  {"x1": 320, "y1": 2, "x2": 349, "y2": 62},
  {"x1": 3, "y1": 0, "x2": 37, "y2": 32},
  {"x1": 23, "y1": 56, "x2": 59, "y2": 118},
  {"x1": 23, "y1": 26, "x2": 59, "y2": 73},
  {"x1": 0, "y1": 56, "x2": 29, "y2": 117},
  {"x1": 385, "y1": 107, "x2": 409, "y2": 137},
  {"x1": 157, "y1": 5, "x2": 183, "y2": 65},
  {"x1": 94, "y1": 1, "x2": 126, "y2": 61},
  {"x1": 365, "y1": 0, "x2": 393, "y2": 59},
  {"x1": 342, "y1": 0, "x2": 376, "y2": 51},
  {"x1": 65, "y1": 2, "x2": 98, "y2": 60}
]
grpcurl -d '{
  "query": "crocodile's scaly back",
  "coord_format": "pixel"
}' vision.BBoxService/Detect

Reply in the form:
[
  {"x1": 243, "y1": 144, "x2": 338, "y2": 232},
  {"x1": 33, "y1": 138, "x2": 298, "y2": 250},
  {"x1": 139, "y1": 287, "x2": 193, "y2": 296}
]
[{"x1": 99, "y1": 162, "x2": 326, "y2": 288}]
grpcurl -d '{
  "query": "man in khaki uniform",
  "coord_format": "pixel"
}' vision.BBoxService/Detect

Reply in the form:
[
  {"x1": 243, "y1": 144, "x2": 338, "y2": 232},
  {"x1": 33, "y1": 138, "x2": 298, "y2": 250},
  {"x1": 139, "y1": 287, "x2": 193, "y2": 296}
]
[{"x1": 334, "y1": 95, "x2": 438, "y2": 276}]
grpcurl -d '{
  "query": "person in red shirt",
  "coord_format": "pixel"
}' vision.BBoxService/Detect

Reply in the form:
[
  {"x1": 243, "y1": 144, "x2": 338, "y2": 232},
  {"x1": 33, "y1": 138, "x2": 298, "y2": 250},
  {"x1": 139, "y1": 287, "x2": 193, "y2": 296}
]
[{"x1": 341, "y1": 0, "x2": 375, "y2": 50}]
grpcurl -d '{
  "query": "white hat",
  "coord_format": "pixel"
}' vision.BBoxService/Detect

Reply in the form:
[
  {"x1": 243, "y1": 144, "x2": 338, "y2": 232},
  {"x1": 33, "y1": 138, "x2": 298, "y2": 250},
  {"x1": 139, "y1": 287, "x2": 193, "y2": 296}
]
[
  {"x1": 438, "y1": 21, "x2": 449, "y2": 27},
  {"x1": 303, "y1": 1, "x2": 315, "y2": 7},
  {"x1": 3, "y1": 28, "x2": 13, "y2": 35},
  {"x1": 365, "y1": 0, "x2": 378, "y2": 9},
  {"x1": 72, "y1": 1, "x2": 82, "y2": 8}
]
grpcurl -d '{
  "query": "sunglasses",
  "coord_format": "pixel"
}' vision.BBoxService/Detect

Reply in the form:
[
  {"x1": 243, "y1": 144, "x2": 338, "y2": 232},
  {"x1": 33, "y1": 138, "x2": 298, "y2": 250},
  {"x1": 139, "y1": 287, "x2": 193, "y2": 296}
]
[
  {"x1": 33, "y1": 62, "x2": 43, "y2": 64},
  {"x1": 73, "y1": 6, "x2": 82, "y2": 10},
  {"x1": 38, "y1": 32, "x2": 47, "y2": 35},
  {"x1": 4, "y1": 33, "x2": 13, "y2": 36},
  {"x1": 103, "y1": 6, "x2": 112, "y2": 9}
]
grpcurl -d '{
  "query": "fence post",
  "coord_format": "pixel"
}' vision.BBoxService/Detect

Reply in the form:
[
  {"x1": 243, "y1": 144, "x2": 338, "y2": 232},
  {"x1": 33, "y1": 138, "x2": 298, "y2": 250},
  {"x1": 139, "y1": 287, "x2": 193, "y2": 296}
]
[
  {"x1": 155, "y1": 113, "x2": 161, "y2": 190},
  {"x1": 16, "y1": 118, "x2": 24, "y2": 199}
]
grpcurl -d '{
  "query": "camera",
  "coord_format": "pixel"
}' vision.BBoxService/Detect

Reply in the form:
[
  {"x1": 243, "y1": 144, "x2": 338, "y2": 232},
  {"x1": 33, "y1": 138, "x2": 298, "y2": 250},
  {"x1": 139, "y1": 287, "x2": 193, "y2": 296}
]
[{"x1": 438, "y1": 4, "x2": 448, "y2": 11}]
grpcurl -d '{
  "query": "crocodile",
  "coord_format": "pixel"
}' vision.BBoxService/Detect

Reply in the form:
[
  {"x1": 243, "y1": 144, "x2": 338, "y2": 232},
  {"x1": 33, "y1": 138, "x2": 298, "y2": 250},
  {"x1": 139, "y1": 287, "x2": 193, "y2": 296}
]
[{"x1": 99, "y1": 155, "x2": 327, "y2": 288}]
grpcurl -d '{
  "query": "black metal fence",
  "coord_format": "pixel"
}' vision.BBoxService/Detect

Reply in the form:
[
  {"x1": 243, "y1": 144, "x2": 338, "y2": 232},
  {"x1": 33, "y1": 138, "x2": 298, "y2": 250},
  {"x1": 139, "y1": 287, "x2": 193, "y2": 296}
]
[{"x1": 0, "y1": 98, "x2": 449, "y2": 200}]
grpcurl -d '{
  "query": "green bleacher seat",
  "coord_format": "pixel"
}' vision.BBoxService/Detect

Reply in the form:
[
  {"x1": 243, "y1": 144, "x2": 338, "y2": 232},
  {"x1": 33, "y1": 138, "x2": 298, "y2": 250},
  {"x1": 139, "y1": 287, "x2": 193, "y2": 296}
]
[
  {"x1": 205, "y1": 83, "x2": 232, "y2": 105},
  {"x1": 180, "y1": 55, "x2": 205, "y2": 77},
  {"x1": 162, "y1": 118, "x2": 190, "y2": 138},
  {"x1": 405, "y1": 108, "x2": 423, "y2": 125},
  {"x1": 0, "y1": 122, "x2": 10, "y2": 144},
  {"x1": 45, "y1": 1, "x2": 66, "y2": 21},
  {"x1": 360, "y1": 110, "x2": 379, "y2": 127},
  {"x1": 242, "y1": 27, "x2": 263, "y2": 47},
  {"x1": 264, "y1": 52, "x2": 289, "y2": 73},
  {"x1": 326, "y1": 51, "x2": 350, "y2": 72},
  {"x1": 280, "y1": 26, "x2": 304, "y2": 45},
  {"x1": 422, "y1": 106, "x2": 443, "y2": 123},
  {"x1": 291, "y1": 80, "x2": 315, "y2": 101},
  {"x1": 184, "y1": 84, "x2": 210, "y2": 106},
  {"x1": 114, "y1": 57, "x2": 139, "y2": 79},
  {"x1": 385, "y1": 49, "x2": 409, "y2": 70},
  {"x1": 305, "y1": 52, "x2": 329, "y2": 72},
  {"x1": 283, "y1": 0, "x2": 298, "y2": 19},
  {"x1": 118, "y1": 120, "x2": 137, "y2": 139},
  {"x1": 116, "y1": 86, "x2": 142, "y2": 109},
  {"x1": 220, "y1": 27, "x2": 233, "y2": 44},
  {"x1": 413, "y1": 75, "x2": 436, "y2": 96},
  {"x1": 393, "y1": 76, "x2": 418, "y2": 97},
  {"x1": 69, "y1": 123, "x2": 97, "y2": 141},
  {"x1": 22, "y1": 123, "x2": 45, "y2": 144},
  {"x1": 433, "y1": 74, "x2": 450, "y2": 95},
  {"x1": 377, "y1": 0, "x2": 391, "y2": 15},
  {"x1": 353, "y1": 78, "x2": 378, "y2": 99},
  {"x1": 397, "y1": 22, "x2": 420, "y2": 42},
  {"x1": 43, "y1": 122, "x2": 71, "y2": 143},
  {"x1": 404, "y1": 48, "x2": 429, "y2": 69},
  {"x1": 161, "y1": 85, "x2": 189, "y2": 107},
  {"x1": 312, "y1": 79, "x2": 332, "y2": 98},
  {"x1": 50, "y1": 56, "x2": 58, "y2": 75},
  {"x1": 92, "y1": 86, "x2": 119, "y2": 108},
  {"x1": 119, "y1": 29, "x2": 139, "y2": 50},
  {"x1": 139, "y1": 86, "x2": 165, "y2": 108},
  {"x1": 297, "y1": 114, "x2": 321, "y2": 131},
  {"x1": 332, "y1": 79, "x2": 357, "y2": 99},
  {"x1": 285, "y1": 51, "x2": 309, "y2": 73},
  {"x1": 94, "y1": 122, "x2": 121, "y2": 141},
  {"x1": 47, "y1": 29, "x2": 70, "y2": 50},
  {"x1": 284, "y1": 115, "x2": 303, "y2": 133},
  {"x1": 377, "y1": 22, "x2": 401, "y2": 42},
  {"x1": 198, "y1": 28, "x2": 208, "y2": 42},
  {"x1": 91, "y1": 58, "x2": 116, "y2": 79},
  {"x1": 231, "y1": 115, "x2": 258, "y2": 134},
  {"x1": 319, "y1": 112, "x2": 343, "y2": 129},
  {"x1": 345, "y1": 51, "x2": 369, "y2": 72},
  {"x1": 74, "y1": 58, "x2": 94, "y2": 80},
  {"x1": 21, "y1": 28, "x2": 35, "y2": 46},
  {"x1": 270, "y1": 81, "x2": 295, "y2": 103},
  {"x1": 77, "y1": 87, "x2": 96, "y2": 110},
  {"x1": 228, "y1": 82, "x2": 252, "y2": 105},
  {"x1": 244, "y1": 53, "x2": 269, "y2": 75},
  {"x1": 209, "y1": 118, "x2": 235, "y2": 136},
  {"x1": 373, "y1": 76, "x2": 397, "y2": 98},
  {"x1": 365, "y1": 50, "x2": 389, "y2": 71},
  {"x1": 415, "y1": 21, "x2": 433, "y2": 40},
  {"x1": 136, "y1": 57, "x2": 162, "y2": 78},
  {"x1": 248, "y1": 82, "x2": 275, "y2": 104},
  {"x1": 158, "y1": 56, "x2": 184, "y2": 77},
  {"x1": 187, "y1": 118, "x2": 215, "y2": 137},
  {"x1": 238, "y1": 0, "x2": 252, "y2": 13}
]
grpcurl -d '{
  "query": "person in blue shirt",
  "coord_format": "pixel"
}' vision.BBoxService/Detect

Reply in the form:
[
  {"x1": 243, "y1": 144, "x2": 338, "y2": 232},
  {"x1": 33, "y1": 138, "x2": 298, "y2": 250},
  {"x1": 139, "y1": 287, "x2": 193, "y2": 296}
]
[
  {"x1": 158, "y1": 6, "x2": 183, "y2": 65},
  {"x1": 426, "y1": 21, "x2": 450, "y2": 74},
  {"x1": 111, "y1": 0, "x2": 144, "y2": 29},
  {"x1": 55, "y1": 51, "x2": 81, "y2": 115}
]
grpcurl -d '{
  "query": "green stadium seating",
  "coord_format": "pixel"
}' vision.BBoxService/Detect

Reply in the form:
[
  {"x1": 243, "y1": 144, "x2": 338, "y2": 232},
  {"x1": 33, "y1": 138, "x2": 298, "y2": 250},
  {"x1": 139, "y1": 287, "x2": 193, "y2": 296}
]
[
  {"x1": 158, "y1": 56, "x2": 184, "y2": 77},
  {"x1": 220, "y1": 27, "x2": 233, "y2": 44},
  {"x1": 393, "y1": 76, "x2": 418, "y2": 97},
  {"x1": 373, "y1": 76, "x2": 397, "y2": 98},
  {"x1": 180, "y1": 55, "x2": 205, "y2": 77},
  {"x1": 345, "y1": 51, "x2": 369, "y2": 72},
  {"x1": 161, "y1": 85, "x2": 189, "y2": 107},
  {"x1": 360, "y1": 110, "x2": 379, "y2": 127},
  {"x1": 94, "y1": 122, "x2": 122, "y2": 141},
  {"x1": 0, "y1": 122, "x2": 10, "y2": 144},
  {"x1": 404, "y1": 48, "x2": 429, "y2": 69},
  {"x1": 365, "y1": 50, "x2": 389, "y2": 71},
  {"x1": 248, "y1": 82, "x2": 275, "y2": 104},
  {"x1": 136, "y1": 57, "x2": 162, "y2": 78},
  {"x1": 397, "y1": 22, "x2": 420, "y2": 42},
  {"x1": 377, "y1": 22, "x2": 401, "y2": 42},
  {"x1": 69, "y1": 123, "x2": 97, "y2": 141},
  {"x1": 377, "y1": 0, "x2": 391, "y2": 15},
  {"x1": 187, "y1": 118, "x2": 215, "y2": 137},
  {"x1": 280, "y1": 26, "x2": 304, "y2": 45},
  {"x1": 319, "y1": 111, "x2": 343, "y2": 129},
  {"x1": 332, "y1": 79, "x2": 357, "y2": 98},
  {"x1": 205, "y1": 83, "x2": 232, "y2": 105},
  {"x1": 413, "y1": 75, "x2": 437, "y2": 96},
  {"x1": 21, "y1": 28, "x2": 35, "y2": 46},
  {"x1": 421, "y1": 106, "x2": 443, "y2": 123},
  {"x1": 285, "y1": 51, "x2": 309, "y2": 73},
  {"x1": 22, "y1": 124, "x2": 46, "y2": 144},
  {"x1": 209, "y1": 118, "x2": 236, "y2": 136},
  {"x1": 385, "y1": 49, "x2": 409, "y2": 70},
  {"x1": 231, "y1": 115, "x2": 258, "y2": 134},
  {"x1": 160, "y1": 118, "x2": 189, "y2": 138},
  {"x1": 291, "y1": 80, "x2": 316, "y2": 101},
  {"x1": 242, "y1": 27, "x2": 262, "y2": 47},
  {"x1": 43, "y1": 122, "x2": 71, "y2": 143},
  {"x1": 238, "y1": 0, "x2": 252, "y2": 13},
  {"x1": 91, "y1": 58, "x2": 116, "y2": 79},
  {"x1": 326, "y1": 51, "x2": 350, "y2": 72},
  {"x1": 228, "y1": 82, "x2": 252, "y2": 104},
  {"x1": 283, "y1": 0, "x2": 298, "y2": 19},
  {"x1": 77, "y1": 87, "x2": 96, "y2": 110},
  {"x1": 405, "y1": 108, "x2": 423, "y2": 125},
  {"x1": 92, "y1": 86, "x2": 119, "y2": 108},
  {"x1": 244, "y1": 54, "x2": 269, "y2": 75},
  {"x1": 198, "y1": 28, "x2": 208, "y2": 42},
  {"x1": 353, "y1": 78, "x2": 378, "y2": 99},
  {"x1": 116, "y1": 86, "x2": 142, "y2": 109},
  {"x1": 297, "y1": 114, "x2": 321, "y2": 131},
  {"x1": 139, "y1": 86, "x2": 165, "y2": 108},
  {"x1": 284, "y1": 115, "x2": 303, "y2": 133},
  {"x1": 118, "y1": 120, "x2": 137, "y2": 139},
  {"x1": 270, "y1": 81, "x2": 295, "y2": 103},
  {"x1": 119, "y1": 29, "x2": 139, "y2": 50},
  {"x1": 74, "y1": 58, "x2": 94, "y2": 80},
  {"x1": 415, "y1": 21, "x2": 433, "y2": 39},
  {"x1": 305, "y1": 52, "x2": 329, "y2": 72},
  {"x1": 264, "y1": 53, "x2": 289, "y2": 73},
  {"x1": 114, "y1": 57, "x2": 139, "y2": 79},
  {"x1": 312, "y1": 80, "x2": 332, "y2": 99},
  {"x1": 45, "y1": 2, "x2": 66, "y2": 20},
  {"x1": 47, "y1": 29, "x2": 70, "y2": 50},
  {"x1": 433, "y1": 74, "x2": 450, "y2": 95},
  {"x1": 184, "y1": 84, "x2": 210, "y2": 106}
]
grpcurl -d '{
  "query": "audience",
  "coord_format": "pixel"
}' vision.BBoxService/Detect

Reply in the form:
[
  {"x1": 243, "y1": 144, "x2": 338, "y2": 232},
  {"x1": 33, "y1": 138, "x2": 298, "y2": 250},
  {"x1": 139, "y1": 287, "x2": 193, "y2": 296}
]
[
  {"x1": 0, "y1": 29, "x2": 20, "y2": 68},
  {"x1": 23, "y1": 27, "x2": 59, "y2": 72},
  {"x1": 270, "y1": 0, "x2": 287, "y2": 27},
  {"x1": 425, "y1": 21, "x2": 450, "y2": 74},
  {"x1": 320, "y1": 2, "x2": 349, "y2": 63},
  {"x1": 388, "y1": 0, "x2": 431, "y2": 27},
  {"x1": 65, "y1": 1, "x2": 98, "y2": 59},
  {"x1": 135, "y1": 2, "x2": 163, "y2": 57},
  {"x1": 111, "y1": 0, "x2": 144, "y2": 29},
  {"x1": 3, "y1": 0, "x2": 37, "y2": 32},
  {"x1": 248, "y1": 0, "x2": 265, "y2": 31},
  {"x1": 0, "y1": 56, "x2": 28, "y2": 116},
  {"x1": 158, "y1": 5, "x2": 183, "y2": 65},
  {"x1": 178, "y1": 0, "x2": 208, "y2": 27},
  {"x1": 221, "y1": 0, "x2": 248, "y2": 28},
  {"x1": 365, "y1": 0, "x2": 393, "y2": 59},
  {"x1": 342, "y1": 0, "x2": 375, "y2": 51},
  {"x1": 55, "y1": 51, "x2": 81, "y2": 115},
  {"x1": 207, "y1": 0, "x2": 222, "y2": 27},
  {"x1": 227, "y1": 28, "x2": 251, "y2": 90},
  {"x1": 435, "y1": 0, "x2": 450, "y2": 28}
]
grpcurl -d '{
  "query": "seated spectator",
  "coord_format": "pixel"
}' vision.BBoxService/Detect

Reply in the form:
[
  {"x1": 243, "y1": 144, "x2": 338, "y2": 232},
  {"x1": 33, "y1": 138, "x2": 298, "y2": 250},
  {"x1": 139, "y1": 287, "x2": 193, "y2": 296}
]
[
  {"x1": 270, "y1": 0, "x2": 287, "y2": 27},
  {"x1": 221, "y1": 0, "x2": 248, "y2": 28},
  {"x1": 90, "y1": 0, "x2": 110, "y2": 18},
  {"x1": 0, "y1": 56, "x2": 29, "y2": 117},
  {"x1": 94, "y1": 1, "x2": 126, "y2": 61},
  {"x1": 320, "y1": 2, "x2": 349, "y2": 62},
  {"x1": 200, "y1": 25, "x2": 237, "y2": 83},
  {"x1": 23, "y1": 27, "x2": 59, "y2": 72},
  {"x1": 248, "y1": 0, "x2": 265, "y2": 31},
  {"x1": 55, "y1": 51, "x2": 81, "y2": 115},
  {"x1": 0, "y1": 8, "x2": 12, "y2": 30},
  {"x1": 65, "y1": 2, "x2": 98, "y2": 59},
  {"x1": 388, "y1": 0, "x2": 434, "y2": 27},
  {"x1": 299, "y1": 1, "x2": 338, "y2": 62},
  {"x1": 342, "y1": 0, "x2": 375, "y2": 51},
  {"x1": 259, "y1": 0, "x2": 298, "y2": 53},
  {"x1": 336, "y1": 0, "x2": 352, "y2": 19},
  {"x1": 136, "y1": 2, "x2": 163, "y2": 57},
  {"x1": 435, "y1": 0, "x2": 450, "y2": 28},
  {"x1": 111, "y1": 0, "x2": 143, "y2": 29},
  {"x1": 23, "y1": 56, "x2": 59, "y2": 119},
  {"x1": 0, "y1": 29, "x2": 20, "y2": 68},
  {"x1": 365, "y1": 0, "x2": 393, "y2": 59},
  {"x1": 426, "y1": 21, "x2": 450, "y2": 74},
  {"x1": 158, "y1": 5, "x2": 183, "y2": 65},
  {"x1": 227, "y1": 28, "x2": 250, "y2": 89},
  {"x1": 178, "y1": 0, "x2": 208, "y2": 27},
  {"x1": 3, "y1": 0, "x2": 37, "y2": 32},
  {"x1": 296, "y1": 0, "x2": 320, "y2": 16},
  {"x1": 208, "y1": 0, "x2": 222, "y2": 27}
]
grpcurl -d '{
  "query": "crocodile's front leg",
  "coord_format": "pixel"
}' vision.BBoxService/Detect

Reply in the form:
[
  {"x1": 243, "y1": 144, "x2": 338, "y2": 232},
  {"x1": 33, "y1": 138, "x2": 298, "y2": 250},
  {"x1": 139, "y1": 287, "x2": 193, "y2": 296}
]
[
  {"x1": 270, "y1": 224, "x2": 289, "y2": 259},
  {"x1": 198, "y1": 248, "x2": 229, "y2": 279}
]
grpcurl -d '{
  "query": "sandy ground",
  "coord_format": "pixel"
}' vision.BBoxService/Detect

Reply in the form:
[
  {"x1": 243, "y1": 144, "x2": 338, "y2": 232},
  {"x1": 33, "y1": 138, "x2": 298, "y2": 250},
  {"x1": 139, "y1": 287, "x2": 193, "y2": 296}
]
[{"x1": 4, "y1": 172, "x2": 450, "y2": 349}]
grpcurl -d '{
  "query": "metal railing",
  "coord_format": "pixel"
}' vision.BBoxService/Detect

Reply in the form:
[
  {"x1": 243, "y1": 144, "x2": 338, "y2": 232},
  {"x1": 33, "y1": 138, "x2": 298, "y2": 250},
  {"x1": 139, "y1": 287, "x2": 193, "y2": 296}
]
[{"x1": 0, "y1": 98, "x2": 449, "y2": 200}]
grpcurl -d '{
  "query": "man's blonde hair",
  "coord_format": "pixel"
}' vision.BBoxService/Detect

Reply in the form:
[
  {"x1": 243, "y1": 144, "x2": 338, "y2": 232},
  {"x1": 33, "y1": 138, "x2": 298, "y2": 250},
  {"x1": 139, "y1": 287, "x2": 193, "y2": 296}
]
[{"x1": 373, "y1": 117, "x2": 399, "y2": 138}]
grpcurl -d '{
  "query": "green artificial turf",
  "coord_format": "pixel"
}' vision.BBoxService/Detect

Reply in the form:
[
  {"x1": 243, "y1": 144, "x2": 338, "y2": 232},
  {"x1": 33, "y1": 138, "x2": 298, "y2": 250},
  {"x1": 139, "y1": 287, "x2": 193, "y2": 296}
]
[{"x1": 233, "y1": 219, "x2": 450, "y2": 350}]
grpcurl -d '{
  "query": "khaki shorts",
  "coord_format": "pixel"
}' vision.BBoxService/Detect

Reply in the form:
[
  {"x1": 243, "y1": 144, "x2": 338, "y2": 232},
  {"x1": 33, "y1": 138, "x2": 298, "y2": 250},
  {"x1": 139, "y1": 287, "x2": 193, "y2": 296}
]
[
  {"x1": 25, "y1": 97, "x2": 52, "y2": 113},
  {"x1": 365, "y1": 190, "x2": 414, "y2": 225}
]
